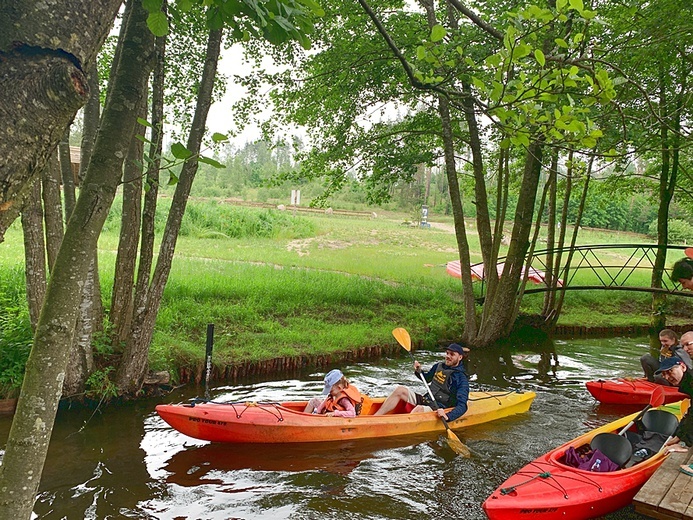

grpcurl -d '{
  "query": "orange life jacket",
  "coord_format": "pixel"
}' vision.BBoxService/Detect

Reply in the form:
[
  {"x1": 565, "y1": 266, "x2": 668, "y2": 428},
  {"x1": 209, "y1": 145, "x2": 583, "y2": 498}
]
[{"x1": 322, "y1": 385, "x2": 363, "y2": 414}]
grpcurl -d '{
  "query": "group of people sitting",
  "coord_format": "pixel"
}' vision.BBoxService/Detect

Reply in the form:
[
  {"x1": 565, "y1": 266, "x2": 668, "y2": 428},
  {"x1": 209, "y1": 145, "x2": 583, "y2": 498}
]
[
  {"x1": 639, "y1": 328, "x2": 693, "y2": 451},
  {"x1": 641, "y1": 328, "x2": 693, "y2": 385},
  {"x1": 303, "y1": 342, "x2": 471, "y2": 422}
]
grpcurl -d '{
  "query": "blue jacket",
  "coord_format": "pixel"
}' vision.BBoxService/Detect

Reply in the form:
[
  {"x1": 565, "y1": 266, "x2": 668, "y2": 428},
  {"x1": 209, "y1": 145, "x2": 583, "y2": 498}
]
[{"x1": 420, "y1": 361, "x2": 469, "y2": 422}]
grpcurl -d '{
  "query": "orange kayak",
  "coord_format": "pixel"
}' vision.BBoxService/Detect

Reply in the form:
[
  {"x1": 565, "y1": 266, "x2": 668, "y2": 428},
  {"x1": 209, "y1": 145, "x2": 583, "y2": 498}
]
[
  {"x1": 483, "y1": 401, "x2": 684, "y2": 520},
  {"x1": 585, "y1": 378, "x2": 687, "y2": 405},
  {"x1": 156, "y1": 390, "x2": 535, "y2": 444}
]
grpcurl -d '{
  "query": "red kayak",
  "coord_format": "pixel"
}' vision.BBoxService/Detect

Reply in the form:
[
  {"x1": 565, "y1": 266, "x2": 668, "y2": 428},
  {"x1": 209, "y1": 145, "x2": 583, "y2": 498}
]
[
  {"x1": 483, "y1": 402, "x2": 683, "y2": 520},
  {"x1": 585, "y1": 378, "x2": 687, "y2": 405}
]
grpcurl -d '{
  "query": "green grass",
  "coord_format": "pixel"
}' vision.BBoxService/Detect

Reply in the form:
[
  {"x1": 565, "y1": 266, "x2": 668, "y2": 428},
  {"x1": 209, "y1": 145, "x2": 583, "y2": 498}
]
[{"x1": 1, "y1": 200, "x2": 689, "y2": 394}]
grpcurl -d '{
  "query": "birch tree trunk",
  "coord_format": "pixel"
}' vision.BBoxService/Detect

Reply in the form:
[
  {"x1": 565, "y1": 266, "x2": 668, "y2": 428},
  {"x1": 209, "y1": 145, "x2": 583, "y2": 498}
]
[
  {"x1": 0, "y1": 0, "x2": 122, "y2": 241},
  {"x1": 0, "y1": 1, "x2": 152, "y2": 516},
  {"x1": 79, "y1": 65, "x2": 101, "y2": 184},
  {"x1": 59, "y1": 129, "x2": 76, "y2": 220},
  {"x1": 127, "y1": 27, "x2": 166, "y2": 361},
  {"x1": 42, "y1": 151, "x2": 64, "y2": 272},
  {"x1": 21, "y1": 181, "x2": 47, "y2": 331}
]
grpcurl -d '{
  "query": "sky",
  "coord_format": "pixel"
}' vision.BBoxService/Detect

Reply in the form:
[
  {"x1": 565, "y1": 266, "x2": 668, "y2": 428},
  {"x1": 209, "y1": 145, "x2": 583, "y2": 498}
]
[{"x1": 205, "y1": 42, "x2": 306, "y2": 151}]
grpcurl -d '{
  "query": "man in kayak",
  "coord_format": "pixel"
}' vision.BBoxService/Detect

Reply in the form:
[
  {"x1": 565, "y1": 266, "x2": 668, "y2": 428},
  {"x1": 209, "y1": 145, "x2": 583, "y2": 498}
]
[
  {"x1": 641, "y1": 329, "x2": 693, "y2": 384},
  {"x1": 373, "y1": 343, "x2": 470, "y2": 421},
  {"x1": 655, "y1": 357, "x2": 693, "y2": 448}
]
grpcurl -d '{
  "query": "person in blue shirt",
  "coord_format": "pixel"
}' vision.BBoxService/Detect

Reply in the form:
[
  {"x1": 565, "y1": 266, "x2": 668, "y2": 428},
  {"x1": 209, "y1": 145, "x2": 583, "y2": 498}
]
[{"x1": 374, "y1": 343, "x2": 470, "y2": 422}]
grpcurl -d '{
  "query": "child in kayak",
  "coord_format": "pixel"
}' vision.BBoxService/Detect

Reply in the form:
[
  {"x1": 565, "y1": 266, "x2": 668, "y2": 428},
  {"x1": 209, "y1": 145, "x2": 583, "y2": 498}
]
[{"x1": 303, "y1": 369, "x2": 362, "y2": 417}]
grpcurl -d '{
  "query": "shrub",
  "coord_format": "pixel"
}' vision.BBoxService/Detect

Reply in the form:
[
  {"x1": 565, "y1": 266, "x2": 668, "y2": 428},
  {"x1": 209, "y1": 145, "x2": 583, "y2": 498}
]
[{"x1": 647, "y1": 219, "x2": 693, "y2": 243}]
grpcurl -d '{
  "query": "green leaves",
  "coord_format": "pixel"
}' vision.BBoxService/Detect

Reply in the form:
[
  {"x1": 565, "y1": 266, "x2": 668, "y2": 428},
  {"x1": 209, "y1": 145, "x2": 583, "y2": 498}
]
[
  {"x1": 430, "y1": 24, "x2": 446, "y2": 43},
  {"x1": 147, "y1": 11, "x2": 169, "y2": 36},
  {"x1": 534, "y1": 49, "x2": 545, "y2": 67},
  {"x1": 171, "y1": 142, "x2": 193, "y2": 160},
  {"x1": 142, "y1": 0, "x2": 321, "y2": 48}
]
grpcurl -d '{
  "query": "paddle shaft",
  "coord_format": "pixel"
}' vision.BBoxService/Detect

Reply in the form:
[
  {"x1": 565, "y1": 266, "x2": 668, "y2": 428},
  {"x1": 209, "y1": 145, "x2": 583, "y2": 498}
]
[
  {"x1": 405, "y1": 350, "x2": 452, "y2": 427},
  {"x1": 416, "y1": 371, "x2": 453, "y2": 430},
  {"x1": 618, "y1": 404, "x2": 652, "y2": 436}
]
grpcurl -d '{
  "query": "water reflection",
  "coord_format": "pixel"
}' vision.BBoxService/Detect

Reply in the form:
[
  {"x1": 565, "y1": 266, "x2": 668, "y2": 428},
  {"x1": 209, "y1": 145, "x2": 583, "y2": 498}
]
[{"x1": 0, "y1": 336, "x2": 657, "y2": 519}]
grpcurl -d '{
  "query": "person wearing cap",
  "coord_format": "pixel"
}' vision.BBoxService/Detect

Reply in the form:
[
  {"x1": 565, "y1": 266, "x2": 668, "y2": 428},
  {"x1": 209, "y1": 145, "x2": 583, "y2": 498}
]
[
  {"x1": 655, "y1": 357, "x2": 693, "y2": 449},
  {"x1": 303, "y1": 369, "x2": 362, "y2": 417},
  {"x1": 373, "y1": 343, "x2": 470, "y2": 421},
  {"x1": 641, "y1": 329, "x2": 693, "y2": 384}
]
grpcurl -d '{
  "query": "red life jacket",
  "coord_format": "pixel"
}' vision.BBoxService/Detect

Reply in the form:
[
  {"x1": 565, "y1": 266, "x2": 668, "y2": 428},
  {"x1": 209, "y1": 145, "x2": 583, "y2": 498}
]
[{"x1": 322, "y1": 385, "x2": 363, "y2": 413}]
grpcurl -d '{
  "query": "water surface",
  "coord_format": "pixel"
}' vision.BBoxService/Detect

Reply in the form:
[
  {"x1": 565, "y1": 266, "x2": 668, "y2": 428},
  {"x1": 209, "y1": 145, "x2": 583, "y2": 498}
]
[{"x1": 0, "y1": 336, "x2": 661, "y2": 519}]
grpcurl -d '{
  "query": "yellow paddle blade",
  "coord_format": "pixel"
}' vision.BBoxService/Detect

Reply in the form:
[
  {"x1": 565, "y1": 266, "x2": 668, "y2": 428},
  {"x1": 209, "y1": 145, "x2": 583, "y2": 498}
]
[
  {"x1": 392, "y1": 328, "x2": 412, "y2": 351},
  {"x1": 446, "y1": 429, "x2": 471, "y2": 458}
]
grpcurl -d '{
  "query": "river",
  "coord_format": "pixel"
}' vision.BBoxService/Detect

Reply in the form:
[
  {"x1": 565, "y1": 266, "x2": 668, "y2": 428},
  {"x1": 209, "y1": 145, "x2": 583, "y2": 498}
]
[{"x1": 0, "y1": 336, "x2": 664, "y2": 519}]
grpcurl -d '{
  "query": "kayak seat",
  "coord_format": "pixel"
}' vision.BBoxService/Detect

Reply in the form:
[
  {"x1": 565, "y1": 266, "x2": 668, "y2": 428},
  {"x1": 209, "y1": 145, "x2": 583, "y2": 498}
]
[
  {"x1": 641, "y1": 409, "x2": 679, "y2": 436},
  {"x1": 590, "y1": 433, "x2": 633, "y2": 468}
]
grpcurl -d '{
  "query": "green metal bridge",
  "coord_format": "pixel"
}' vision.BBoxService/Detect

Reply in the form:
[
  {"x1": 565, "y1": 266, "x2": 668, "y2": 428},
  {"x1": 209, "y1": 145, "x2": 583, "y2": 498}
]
[{"x1": 472, "y1": 244, "x2": 693, "y2": 299}]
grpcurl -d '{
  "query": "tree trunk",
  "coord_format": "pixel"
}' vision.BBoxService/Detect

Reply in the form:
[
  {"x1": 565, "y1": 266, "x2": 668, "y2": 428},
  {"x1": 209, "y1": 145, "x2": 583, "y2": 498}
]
[
  {"x1": 62, "y1": 257, "x2": 98, "y2": 397},
  {"x1": 116, "y1": 28, "x2": 223, "y2": 396},
  {"x1": 550, "y1": 155, "x2": 594, "y2": 329},
  {"x1": 542, "y1": 150, "x2": 559, "y2": 315},
  {"x1": 63, "y1": 65, "x2": 107, "y2": 398},
  {"x1": 420, "y1": 0, "x2": 478, "y2": 339},
  {"x1": 0, "y1": 1, "x2": 153, "y2": 516},
  {"x1": 478, "y1": 141, "x2": 544, "y2": 344},
  {"x1": 21, "y1": 181, "x2": 46, "y2": 331},
  {"x1": 0, "y1": 0, "x2": 122, "y2": 242},
  {"x1": 41, "y1": 151, "x2": 64, "y2": 272},
  {"x1": 110, "y1": 104, "x2": 146, "y2": 346},
  {"x1": 59, "y1": 128, "x2": 76, "y2": 220},
  {"x1": 650, "y1": 63, "x2": 681, "y2": 333},
  {"x1": 79, "y1": 65, "x2": 101, "y2": 184}
]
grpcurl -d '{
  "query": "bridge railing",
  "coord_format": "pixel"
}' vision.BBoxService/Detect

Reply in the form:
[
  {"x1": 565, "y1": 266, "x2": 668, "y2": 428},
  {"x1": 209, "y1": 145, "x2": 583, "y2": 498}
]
[{"x1": 472, "y1": 244, "x2": 693, "y2": 298}]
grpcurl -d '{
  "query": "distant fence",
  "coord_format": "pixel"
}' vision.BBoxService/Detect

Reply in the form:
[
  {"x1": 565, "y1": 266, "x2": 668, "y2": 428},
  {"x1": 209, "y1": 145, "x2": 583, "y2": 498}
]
[{"x1": 220, "y1": 199, "x2": 377, "y2": 218}]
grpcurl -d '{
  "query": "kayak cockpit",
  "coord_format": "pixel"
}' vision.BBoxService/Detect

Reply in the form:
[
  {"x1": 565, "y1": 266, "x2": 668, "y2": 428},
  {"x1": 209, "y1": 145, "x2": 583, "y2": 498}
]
[{"x1": 550, "y1": 407, "x2": 680, "y2": 472}]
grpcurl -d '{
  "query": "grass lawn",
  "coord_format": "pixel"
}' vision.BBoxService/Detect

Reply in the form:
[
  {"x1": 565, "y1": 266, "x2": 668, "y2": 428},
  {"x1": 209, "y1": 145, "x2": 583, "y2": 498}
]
[{"x1": 2, "y1": 202, "x2": 692, "y2": 391}]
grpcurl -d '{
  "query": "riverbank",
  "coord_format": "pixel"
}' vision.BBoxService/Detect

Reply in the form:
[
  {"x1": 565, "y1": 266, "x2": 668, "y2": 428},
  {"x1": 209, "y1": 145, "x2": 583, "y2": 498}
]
[{"x1": 3, "y1": 206, "x2": 693, "y2": 400}]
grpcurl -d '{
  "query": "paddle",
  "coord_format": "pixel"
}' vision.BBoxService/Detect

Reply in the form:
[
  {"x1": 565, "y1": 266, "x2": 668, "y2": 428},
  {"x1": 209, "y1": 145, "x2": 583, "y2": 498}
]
[
  {"x1": 617, "y1": 385, "x2": 665, "y2": 436},
  {"x1": 391, "y1": 328, "x2": 471, "y2": 457},
  {"x1": 685, "y1": 248, "x2": 693, "y2": 260}
]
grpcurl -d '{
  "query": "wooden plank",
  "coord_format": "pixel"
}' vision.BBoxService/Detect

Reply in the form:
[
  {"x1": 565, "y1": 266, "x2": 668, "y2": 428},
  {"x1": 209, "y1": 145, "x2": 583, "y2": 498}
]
[
  {"x1": 660, "y1": 469, "x2": 693, "y2": 517},
  {"x1": 0, "y1": 398, "x2": 17, "y2": 415},
  {"x1": 634, "y1": 451, "x2": 690, "y2": 508}
]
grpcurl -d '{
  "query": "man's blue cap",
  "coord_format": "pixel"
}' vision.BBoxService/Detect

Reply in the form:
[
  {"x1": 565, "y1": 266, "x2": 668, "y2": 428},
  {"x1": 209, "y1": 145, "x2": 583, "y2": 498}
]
[
  {"x1": 445, "y1": 343, "x2": 470, "y2": 356},
  {"x1": 655, "y1": 357, "x2": 684, "y2": 375}
]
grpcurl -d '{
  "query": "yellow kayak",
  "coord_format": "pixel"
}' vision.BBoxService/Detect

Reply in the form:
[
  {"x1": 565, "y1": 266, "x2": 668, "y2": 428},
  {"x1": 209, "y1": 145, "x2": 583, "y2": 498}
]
[{"x1": 156, "y1": 390, "x2": 536, "y2": 444}]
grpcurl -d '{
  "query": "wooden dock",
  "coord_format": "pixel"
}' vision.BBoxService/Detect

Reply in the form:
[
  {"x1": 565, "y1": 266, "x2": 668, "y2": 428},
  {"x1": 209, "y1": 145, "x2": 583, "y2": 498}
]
[{"x1": 634, "y1": 447, "x2": 693, "y2": 519}]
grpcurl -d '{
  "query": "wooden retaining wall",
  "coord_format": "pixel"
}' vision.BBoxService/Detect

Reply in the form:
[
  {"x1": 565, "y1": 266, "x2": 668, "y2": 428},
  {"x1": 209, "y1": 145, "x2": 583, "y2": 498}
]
[
  {"x1": 177, "y1": 342, "x2": 406, "y2": 385},
  {"x1": 173, "y1": 324, "x2": 693, "y2": 386},
  {"x1": 553, "y1": 324, "x2": 693, "y2": 339}
]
